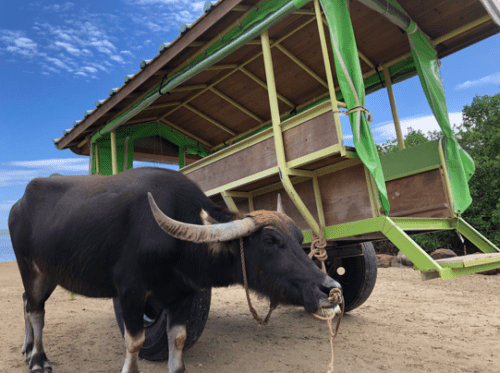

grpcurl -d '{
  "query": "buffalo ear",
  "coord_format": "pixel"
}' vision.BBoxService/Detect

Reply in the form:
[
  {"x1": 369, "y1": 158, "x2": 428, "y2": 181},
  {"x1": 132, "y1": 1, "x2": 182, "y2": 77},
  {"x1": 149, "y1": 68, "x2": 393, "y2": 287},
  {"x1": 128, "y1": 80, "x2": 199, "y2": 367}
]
[
  {"x1": 200, "y1": 209, "x2": 231, "y2": 256},
  {"x1": 200, "y1": 209, "x2": 219, "y2": 225}
]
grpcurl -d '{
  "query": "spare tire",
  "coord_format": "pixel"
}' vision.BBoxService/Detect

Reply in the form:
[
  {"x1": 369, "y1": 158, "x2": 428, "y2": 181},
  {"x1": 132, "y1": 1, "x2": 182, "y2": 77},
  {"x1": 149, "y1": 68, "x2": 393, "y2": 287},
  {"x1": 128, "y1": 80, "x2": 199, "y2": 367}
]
[{"x1": 113, "y1": 288, "x2": 211, "y2": 361}]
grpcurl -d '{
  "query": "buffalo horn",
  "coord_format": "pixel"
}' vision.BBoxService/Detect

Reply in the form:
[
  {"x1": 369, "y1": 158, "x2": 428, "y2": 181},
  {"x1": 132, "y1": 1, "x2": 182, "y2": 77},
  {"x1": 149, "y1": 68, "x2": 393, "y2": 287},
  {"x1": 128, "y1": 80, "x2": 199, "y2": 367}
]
[
  {"x1": 277, "y1": 193, "x2": 285, "y2": 214},
  {"x1": 148, "y1": 193, "x2": 257, "y2": 243}
]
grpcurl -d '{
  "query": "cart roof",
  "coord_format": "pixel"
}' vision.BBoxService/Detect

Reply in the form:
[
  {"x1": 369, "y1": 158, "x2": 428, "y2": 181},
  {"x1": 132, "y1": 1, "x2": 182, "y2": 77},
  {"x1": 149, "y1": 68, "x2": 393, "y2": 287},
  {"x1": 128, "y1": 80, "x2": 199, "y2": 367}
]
[{"x1": 56, "y1": 0, "x2": 499, "y2": 157}]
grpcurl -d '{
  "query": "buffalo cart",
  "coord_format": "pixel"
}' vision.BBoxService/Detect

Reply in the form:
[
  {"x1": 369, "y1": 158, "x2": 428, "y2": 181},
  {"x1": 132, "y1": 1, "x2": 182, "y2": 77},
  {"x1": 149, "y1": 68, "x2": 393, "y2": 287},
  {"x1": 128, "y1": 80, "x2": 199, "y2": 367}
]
[{"x1": 54, "y1": 0, "x2": 500, "y2": 361}]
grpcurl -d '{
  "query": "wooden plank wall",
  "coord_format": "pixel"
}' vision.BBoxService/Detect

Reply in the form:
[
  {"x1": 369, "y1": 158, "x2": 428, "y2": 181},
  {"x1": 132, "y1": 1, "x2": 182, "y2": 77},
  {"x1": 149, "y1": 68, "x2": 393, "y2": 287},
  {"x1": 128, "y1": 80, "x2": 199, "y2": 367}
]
[
  {"x1": 234, "y1": 163, "x2": 374, "y2": 231},
  {"x1": 387, "y1": 168, "x2": 452, "y2": 218},
  {"x1": 186, "y1": 110, "x2": 338, "y2": 192}
]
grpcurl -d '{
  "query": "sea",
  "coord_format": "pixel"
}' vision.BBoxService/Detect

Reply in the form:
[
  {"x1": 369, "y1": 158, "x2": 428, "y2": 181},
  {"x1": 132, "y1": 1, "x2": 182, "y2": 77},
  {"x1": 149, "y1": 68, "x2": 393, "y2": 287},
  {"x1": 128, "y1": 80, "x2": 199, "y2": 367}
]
[{"x1": 0, "y1": 234, "x2": 16, "y2": 262}]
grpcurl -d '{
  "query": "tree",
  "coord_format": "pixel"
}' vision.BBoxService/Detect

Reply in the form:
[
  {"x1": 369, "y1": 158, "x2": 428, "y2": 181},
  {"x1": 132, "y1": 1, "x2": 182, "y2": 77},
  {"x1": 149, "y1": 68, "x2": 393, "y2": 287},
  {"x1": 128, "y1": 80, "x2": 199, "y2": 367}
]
[
  {"x1": 458, "y1": 93, "x2": 500, "y2": 246},
  {"x1": 376, "y1": 127, "x2": 429, "y2": 156}
]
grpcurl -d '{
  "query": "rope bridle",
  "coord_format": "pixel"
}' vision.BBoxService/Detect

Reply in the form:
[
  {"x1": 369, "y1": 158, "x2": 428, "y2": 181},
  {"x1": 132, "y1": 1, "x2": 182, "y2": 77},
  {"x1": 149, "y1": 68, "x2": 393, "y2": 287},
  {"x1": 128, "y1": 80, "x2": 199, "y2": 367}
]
[
  {"x1": 239, "y1": 234, "x2": 344, "y2": 372},
  {"x1": 239, "y1": 238, "x2": 277, "y2": 326}
]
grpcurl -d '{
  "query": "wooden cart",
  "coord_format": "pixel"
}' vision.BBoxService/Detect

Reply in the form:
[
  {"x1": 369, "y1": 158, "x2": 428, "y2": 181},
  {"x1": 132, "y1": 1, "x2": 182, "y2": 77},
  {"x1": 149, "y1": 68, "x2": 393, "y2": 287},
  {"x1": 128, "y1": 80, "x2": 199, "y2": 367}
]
[{"x1": 54, "y1": 0, "x2": 500, "y2": 361}]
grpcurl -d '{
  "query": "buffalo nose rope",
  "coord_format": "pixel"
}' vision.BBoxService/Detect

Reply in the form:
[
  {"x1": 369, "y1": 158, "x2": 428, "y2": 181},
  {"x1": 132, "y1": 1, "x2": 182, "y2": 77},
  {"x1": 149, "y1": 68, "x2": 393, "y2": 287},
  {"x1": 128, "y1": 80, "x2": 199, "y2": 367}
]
[
  {"x1": 240, "y1": 237, "x2": 344, "y2": 373},
  {"x1": 312, "y1": 288, "x2": 344, "y2": 373},
  {"x1": 309, "y1": 234, "x2": 345, "y2": 373}
]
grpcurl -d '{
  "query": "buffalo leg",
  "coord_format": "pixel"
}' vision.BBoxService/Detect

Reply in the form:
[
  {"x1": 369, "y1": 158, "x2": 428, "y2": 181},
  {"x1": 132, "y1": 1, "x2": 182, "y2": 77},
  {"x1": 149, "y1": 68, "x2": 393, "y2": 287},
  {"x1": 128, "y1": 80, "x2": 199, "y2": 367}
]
[
  {"x1": 166, "y1": 295, "x2": 195, "y2": 373},
  {"x1": 118, "y1": 287, "x2": 146, "y2": 373},
  {"x1": 22, "y1": 293, "x2": 34, "y2": 362},
  {"x1": 20, "y1": 263, "x2": 56, "y2": 373}
]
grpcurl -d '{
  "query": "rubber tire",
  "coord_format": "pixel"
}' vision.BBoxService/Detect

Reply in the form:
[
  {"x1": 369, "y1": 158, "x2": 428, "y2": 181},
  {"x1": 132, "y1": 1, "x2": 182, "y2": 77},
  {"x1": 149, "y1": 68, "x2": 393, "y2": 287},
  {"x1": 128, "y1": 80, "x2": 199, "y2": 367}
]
[
  {"x1": 113, "y1": 288, "x2": 211, "y2": 361},
  {"x1": 328, "y1": 242, "x2": 377, "y2": 312}
]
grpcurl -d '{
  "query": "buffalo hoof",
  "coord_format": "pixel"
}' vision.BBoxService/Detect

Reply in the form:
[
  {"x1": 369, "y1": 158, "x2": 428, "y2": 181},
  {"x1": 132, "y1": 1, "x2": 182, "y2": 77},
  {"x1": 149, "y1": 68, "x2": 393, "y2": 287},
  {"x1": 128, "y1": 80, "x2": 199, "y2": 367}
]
[{"x1": 29, "y1": 367, "x2": 52, "y2": 373}]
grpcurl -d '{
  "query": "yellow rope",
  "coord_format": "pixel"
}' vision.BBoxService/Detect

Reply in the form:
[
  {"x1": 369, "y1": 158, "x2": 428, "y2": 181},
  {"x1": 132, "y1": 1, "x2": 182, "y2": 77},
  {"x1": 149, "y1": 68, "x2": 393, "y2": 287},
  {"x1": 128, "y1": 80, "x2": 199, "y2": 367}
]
[
  {"x1": 332, "y1": 106, "x2": 374, "y2": 122},
  {"x1": 309, "y1": 232, "x2": 328, "y2": 273},
  {"x1": 240, "y1": 238, "x2": 277, "y2": 326},
  {"x1": 312, "y1": 289, "x2": 344, "y2": 373}
]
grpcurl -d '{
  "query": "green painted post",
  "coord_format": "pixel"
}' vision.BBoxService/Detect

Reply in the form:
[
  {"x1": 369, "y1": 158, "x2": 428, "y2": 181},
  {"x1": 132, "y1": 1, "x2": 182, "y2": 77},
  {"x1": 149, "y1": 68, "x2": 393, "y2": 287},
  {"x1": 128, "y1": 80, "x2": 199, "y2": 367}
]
[{"x1": 179, "y1": 146, "x2": 186, "y2": 169}]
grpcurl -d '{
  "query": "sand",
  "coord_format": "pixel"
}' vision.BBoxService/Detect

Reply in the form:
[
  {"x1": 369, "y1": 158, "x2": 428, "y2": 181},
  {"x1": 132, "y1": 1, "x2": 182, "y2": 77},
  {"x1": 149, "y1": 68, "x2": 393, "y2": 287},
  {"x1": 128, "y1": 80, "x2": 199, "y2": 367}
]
[{"x1": 1, "y1": 260, "x2": 499, "y2": 373}]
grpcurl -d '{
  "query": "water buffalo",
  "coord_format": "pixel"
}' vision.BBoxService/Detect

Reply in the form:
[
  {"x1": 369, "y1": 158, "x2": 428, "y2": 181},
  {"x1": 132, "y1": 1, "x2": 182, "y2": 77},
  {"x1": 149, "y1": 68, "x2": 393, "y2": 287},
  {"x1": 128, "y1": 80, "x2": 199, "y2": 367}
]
[{"x1": 9, "y1": 167, "x2": 341, "y2": 373}]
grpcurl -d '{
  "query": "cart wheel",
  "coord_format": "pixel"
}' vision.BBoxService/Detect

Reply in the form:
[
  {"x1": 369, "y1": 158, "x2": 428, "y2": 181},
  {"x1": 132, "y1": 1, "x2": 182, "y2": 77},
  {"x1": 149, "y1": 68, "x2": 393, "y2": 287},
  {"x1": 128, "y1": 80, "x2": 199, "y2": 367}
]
[
  {"x1": 328, "y1": 242, "x2": 377, "y2": 312},
  {"x1": 112, "y1": 288, "x2": 211, "y2": 361}
]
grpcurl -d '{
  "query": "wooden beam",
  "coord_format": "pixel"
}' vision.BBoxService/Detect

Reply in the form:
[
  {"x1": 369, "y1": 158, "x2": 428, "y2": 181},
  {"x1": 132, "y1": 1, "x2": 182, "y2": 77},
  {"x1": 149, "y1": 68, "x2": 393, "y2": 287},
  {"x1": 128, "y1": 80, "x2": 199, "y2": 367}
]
[
  {"x1": 321, "y1": 16, "x2": 376, "y2": 69},
  {"x1": 233, "y1": 5, "x2": 314, "y2": 16},
  {"x1": 184, "y1": 104, "x2": 236, "y2": 136},
  {"x1": 159, "y1": 119, "x2": 213, "y2": 149},
  {"x1": 144, "y1": 101, "x2": 182, "y2": 110},
  {"x1": 171, "y1": 84, "x2": 207, "y2": 92},
  {"x1": 238, "y1": 67, "x2": 295, "y2": 108},
  {"x1": 275, "y1": 43, "x2": 328, "y2": 88},
  {"x1": 209, "y1": 87, "x2": 263, "y2": 123},
  {"x1": 124, "y1": 117, "x2": 159, "y2": 125},
  {"x1": 382, "y1": 65, "x2": 404, "y2": 149},
  {"x1": 358, "y1": 49, "x2": 375, "y2": 69},
  {"x1": 159, "y1": 17, "x2": 317, "y2": 122},
  {"x1": 206, "y1": 64, "x2": 238, "y2": 70}
]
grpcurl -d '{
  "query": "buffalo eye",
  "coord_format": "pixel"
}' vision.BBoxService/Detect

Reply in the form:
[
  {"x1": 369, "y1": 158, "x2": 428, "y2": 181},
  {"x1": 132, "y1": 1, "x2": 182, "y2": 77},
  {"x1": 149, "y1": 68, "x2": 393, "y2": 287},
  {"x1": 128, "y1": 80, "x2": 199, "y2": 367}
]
[
  {"x1": 264, "y1": 238, "x2": 275, "y2": 246},
  {"x1": 262, "y1": 234, "x2": 284, "y2": 248}
]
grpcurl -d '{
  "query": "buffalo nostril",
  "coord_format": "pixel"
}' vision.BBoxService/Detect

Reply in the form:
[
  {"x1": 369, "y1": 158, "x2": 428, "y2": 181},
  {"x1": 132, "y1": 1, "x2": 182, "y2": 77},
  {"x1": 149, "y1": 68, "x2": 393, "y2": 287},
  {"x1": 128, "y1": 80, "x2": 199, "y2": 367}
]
[{"x1": 323, "y1": 276, "x2": 342, "y2": 292}]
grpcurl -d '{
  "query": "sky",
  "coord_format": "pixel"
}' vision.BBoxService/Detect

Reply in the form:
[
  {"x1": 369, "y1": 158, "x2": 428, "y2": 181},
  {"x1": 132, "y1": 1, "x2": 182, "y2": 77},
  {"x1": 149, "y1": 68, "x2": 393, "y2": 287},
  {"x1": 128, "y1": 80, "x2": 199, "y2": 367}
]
[{"x1": 1, "y1": 1, "x2": 500, "y2": 229}]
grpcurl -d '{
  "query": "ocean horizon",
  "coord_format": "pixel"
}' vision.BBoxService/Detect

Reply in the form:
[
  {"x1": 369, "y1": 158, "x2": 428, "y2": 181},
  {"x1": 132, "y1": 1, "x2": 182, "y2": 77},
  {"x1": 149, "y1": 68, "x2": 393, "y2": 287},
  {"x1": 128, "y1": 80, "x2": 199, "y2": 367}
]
[{"x1": 0, "y1": 235, "x2": 15, "y2": 262}]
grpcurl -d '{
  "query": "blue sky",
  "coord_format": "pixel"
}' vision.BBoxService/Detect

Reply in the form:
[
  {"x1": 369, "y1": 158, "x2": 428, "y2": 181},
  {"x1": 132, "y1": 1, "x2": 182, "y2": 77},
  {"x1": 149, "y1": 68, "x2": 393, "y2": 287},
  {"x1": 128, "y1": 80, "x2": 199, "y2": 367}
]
[{"x1": 1, "y1": 1, "x2": 500, "y2": 229}]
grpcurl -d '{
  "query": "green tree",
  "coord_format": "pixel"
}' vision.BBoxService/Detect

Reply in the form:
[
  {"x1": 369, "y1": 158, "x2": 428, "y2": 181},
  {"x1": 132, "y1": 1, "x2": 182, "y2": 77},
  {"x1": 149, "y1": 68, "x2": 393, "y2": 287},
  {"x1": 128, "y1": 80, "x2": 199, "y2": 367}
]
[
  {"x1": 376, "y1": 127, "x2": 429, "y2": 156},
  {"x1": 458, "y1": 93, "x2": 500, "y2": 246}
]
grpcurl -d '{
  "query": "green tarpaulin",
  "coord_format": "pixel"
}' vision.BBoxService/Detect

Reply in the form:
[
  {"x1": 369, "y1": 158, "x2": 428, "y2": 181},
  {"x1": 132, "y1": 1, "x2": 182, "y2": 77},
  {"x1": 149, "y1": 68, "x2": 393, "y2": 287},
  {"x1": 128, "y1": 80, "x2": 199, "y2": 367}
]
[
  {"x1": 406, "y1": 26, "x2": 474, "y2": 213},
  {"x1": 319, "y1": 0, "x2": 390, "y2": 214},
  {"x1": 319, "y1": 0, "x2": 474, "y2": 215}
]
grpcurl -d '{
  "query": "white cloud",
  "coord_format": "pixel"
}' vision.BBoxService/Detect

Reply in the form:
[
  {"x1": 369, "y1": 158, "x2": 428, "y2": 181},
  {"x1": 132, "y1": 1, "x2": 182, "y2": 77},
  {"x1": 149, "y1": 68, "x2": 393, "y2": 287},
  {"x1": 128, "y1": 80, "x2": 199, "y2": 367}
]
[
  {"x1": 0, "y1": 159, "x2": 88, "y2": 189},
  {"x1": 110, "y1": 54, "x2": 125, "y2": 63},
  {"x1": 456, "y1": 72, "x2": 500, "y2": 90},
  {"x1": 7, "y1": 158, "x2": 88, "y2": 173},
  {"x1": 89, "y1": 39, "x2": 117, "y2": 55},
  {"x1": 82, "y1": 66, "x2": 98, "y2": 74},
  {"x1": 120, "y1": 50, "x2": 135, "y2": 57},
  {"x1": 43, "y1": 2, "x2": 74, "y2": 12},
  {"x1": 372, "y1": 112, "x2": 463, "y2": 143},
  {"x1": 54, "y1": 41, "x2": 82, "y2": 56},
  {"x1": 1, "y1": 31, "x2": 38, "y2": 57},
  {"x1": 45, "y1": 56, "x2": 73, "y2": 72},
  {"x1": 192, "y1": 2, "x2": 204, "y2": 11},
  {"x1": 0, "y1": 169, "x2": 40, "y2": 187},
  {"x1": 3, "y1": 1, "x2": 207, "y2": 79}
]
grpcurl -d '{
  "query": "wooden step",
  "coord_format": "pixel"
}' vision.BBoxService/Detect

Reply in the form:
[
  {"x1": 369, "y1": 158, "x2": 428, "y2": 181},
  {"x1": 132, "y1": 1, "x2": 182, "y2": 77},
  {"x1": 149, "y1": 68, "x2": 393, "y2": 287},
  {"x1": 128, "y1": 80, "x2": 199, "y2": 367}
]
[{"x1": 435, "y1": 252, "x2": 500, "y2": 268}]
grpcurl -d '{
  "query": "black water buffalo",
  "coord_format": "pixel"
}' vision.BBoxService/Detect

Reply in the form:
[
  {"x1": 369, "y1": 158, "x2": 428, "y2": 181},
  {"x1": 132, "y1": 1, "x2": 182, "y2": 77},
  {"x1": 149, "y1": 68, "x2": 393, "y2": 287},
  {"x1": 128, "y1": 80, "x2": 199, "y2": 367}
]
[{"x1": 9, "y1": 167, "x2": 342, "y2": 373}]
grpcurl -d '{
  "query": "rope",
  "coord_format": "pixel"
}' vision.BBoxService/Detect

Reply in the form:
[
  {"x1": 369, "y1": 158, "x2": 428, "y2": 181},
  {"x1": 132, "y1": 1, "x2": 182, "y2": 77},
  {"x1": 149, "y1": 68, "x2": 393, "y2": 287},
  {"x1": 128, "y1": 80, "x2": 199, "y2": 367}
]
[
  {"x1": 308, "y1": 233, "x2": 344, "y2": 372},
  {"x1": 312, "y1": 289, "x2": 344, "y2": 373},
  {"x1": 239, "y1": 238, "x2": 277, "y2": 326},
  {"x1": 240, "y1": 237, "x2": 344, "y2": 372},
  {"x1": 309, "y1": 232, "x2": 328, "y2": 273},
  {"x1": 332, "y1": 106, "x2": 374, "y2": 123}
]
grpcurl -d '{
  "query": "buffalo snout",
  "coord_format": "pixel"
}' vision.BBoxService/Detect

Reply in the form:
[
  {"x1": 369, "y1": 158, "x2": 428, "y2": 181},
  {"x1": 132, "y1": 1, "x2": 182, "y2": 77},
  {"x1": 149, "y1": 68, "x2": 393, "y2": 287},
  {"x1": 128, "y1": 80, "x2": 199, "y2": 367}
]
[{"x1": 318, "y1": 276, "x2": 342, "y2": 310}]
